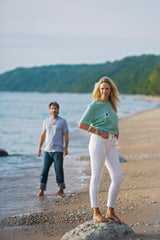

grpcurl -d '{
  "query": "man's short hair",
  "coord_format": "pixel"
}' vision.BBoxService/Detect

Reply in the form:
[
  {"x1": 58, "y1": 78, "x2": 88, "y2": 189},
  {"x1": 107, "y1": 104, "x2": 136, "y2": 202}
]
[{"x1": 49, "y1": 102, "x2": 59, "y2": 109}]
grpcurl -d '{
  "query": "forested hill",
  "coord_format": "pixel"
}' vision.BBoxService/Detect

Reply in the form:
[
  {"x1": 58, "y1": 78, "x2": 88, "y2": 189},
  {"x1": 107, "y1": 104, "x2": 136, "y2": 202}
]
[{"x1": 0, "y1": 54, "x2": 160, "y2": 95}]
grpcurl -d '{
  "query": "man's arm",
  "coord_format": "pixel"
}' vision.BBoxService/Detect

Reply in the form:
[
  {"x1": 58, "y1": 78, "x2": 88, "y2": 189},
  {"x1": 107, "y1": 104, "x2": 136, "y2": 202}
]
[
  {"x1": 37, "y1": 131, "x2": 46, "y2": 157},
  {"x1": 63, "y1": 131, "x2": 69, "y2": 156}
]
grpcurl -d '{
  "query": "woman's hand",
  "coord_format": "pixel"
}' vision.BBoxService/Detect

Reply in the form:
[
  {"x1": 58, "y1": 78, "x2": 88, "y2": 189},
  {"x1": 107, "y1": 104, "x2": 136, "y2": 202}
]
[
  {"x1": 101, "y1": 131, "x2": 109, "y2": 139},
  {"x1": 115, "y1": 132, "x2": 119, "y2": 139}
]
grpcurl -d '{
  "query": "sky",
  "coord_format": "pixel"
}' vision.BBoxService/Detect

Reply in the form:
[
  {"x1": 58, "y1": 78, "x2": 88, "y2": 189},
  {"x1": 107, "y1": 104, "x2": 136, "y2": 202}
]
[{"x1": 0, "y1": 0, "x2": 160, "y2": 74}]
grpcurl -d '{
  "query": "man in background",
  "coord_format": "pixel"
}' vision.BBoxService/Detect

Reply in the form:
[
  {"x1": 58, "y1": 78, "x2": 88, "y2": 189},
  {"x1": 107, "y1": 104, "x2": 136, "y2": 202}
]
[{"x1": 37, "y1": 102, "x2": 69, "y2": 196}]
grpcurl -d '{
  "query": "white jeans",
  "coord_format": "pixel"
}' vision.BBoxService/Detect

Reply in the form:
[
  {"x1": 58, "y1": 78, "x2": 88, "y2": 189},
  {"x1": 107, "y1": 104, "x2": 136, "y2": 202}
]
[{"x1": 89, "y1": 133, "x2": 122, "y2": 208}]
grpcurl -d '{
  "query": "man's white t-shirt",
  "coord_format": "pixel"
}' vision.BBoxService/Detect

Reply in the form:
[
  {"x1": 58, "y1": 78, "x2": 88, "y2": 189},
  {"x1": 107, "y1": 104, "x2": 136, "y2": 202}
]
[{"x1": 42, "y1": 116, "x2": 69, "y2": 152}]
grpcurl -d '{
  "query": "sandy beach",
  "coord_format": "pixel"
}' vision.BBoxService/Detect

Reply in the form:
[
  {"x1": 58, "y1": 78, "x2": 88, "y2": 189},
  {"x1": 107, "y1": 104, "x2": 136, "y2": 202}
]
[{"x1": 0, "y1": 104, "x2": 160, "y2": 240}]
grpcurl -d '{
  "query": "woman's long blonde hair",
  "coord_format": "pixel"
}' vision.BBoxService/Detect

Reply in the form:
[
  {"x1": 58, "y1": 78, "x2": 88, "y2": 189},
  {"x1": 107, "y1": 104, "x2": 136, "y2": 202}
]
[{"x1": 92, "y1": 76, "x2": 120, "y2": 112}]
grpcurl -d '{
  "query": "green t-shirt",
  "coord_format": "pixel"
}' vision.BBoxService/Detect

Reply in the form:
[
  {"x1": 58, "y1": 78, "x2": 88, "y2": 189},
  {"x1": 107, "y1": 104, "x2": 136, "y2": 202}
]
[{"x1": 80, "y1": 100, "x2": 119, "y2": 134}]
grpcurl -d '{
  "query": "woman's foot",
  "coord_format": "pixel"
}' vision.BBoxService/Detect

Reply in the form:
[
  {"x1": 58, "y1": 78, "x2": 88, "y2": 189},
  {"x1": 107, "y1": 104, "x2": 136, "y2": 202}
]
[
  {"x1": 93, "y1": 214, "x2": 109, "y2": 222},
  {"x1": 54, "y1": 189, "x2": 64, "y2": 196},
  {"x1": 37, "y1": 189, "x2": 44, "y2": 197},
  {"x1": 106, "y1": 207, "x2": 122, "y2": 224},
  {"x1": 93, "y1": 207, "x2": 109, "y2": 223},
  {"x1": 106, "y1": 213, "x2": 122, "y2": 224}
]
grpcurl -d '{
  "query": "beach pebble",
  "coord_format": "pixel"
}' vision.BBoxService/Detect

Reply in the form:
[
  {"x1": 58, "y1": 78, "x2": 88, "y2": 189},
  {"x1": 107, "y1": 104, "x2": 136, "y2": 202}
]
[
  {"x1": 155, "y1": 224, "x2": 160, "y2": 228},
  {"x1": 150, "y1": 201, "x2": 157, "y2": 204},
  {"x1": 155, "y1": 221, "x2": 160, "y2": 227}
]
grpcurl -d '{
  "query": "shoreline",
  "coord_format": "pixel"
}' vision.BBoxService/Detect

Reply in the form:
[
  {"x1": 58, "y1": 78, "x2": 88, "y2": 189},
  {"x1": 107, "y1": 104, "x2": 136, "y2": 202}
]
[
  {"x1": 137, "y1": 94, "x2": 160, "y2": 103},
  {"x1": 0, "y1": 104, "x2": 160, "y2": 240}
]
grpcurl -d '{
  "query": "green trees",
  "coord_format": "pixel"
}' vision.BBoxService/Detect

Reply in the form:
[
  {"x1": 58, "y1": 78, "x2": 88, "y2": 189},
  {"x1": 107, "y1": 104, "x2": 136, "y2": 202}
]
[
  {"x1": 146, "y1": 67, "x2": 160, "y2": 95},
  {"x1": 0, "y1": 54, "x2": 159, "y2": 95}
]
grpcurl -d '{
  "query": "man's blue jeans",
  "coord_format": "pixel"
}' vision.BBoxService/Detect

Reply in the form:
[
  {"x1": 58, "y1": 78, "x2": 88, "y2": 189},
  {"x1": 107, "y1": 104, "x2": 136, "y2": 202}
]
[{"x1": 39, "y1": 151, "x2": 65, "y2": 191}]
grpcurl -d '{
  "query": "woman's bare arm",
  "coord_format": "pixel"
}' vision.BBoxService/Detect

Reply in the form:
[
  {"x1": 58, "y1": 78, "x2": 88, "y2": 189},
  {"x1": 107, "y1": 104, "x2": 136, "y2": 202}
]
[{"x1": 79, "y1": 122, "x2": 109, "y2": 139}]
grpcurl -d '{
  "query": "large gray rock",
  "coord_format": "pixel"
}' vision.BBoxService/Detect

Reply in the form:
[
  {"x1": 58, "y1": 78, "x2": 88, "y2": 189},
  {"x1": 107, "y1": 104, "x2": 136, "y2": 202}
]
[{"x1": 61, "y1": 219, "x2": 135, "y2": 240}]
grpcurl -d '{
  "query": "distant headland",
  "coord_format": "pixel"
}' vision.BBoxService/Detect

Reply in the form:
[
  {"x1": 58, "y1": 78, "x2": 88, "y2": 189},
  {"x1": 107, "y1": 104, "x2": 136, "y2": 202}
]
[{"x1": 0, "y1": 54, "x2": 160, "y2": 95}]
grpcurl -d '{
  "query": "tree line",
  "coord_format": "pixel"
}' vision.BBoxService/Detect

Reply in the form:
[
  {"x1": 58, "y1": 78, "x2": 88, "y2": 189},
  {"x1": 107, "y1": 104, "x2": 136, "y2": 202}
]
[{"x1": 0, "y1": 54, "x2": 160, "y2": 95}]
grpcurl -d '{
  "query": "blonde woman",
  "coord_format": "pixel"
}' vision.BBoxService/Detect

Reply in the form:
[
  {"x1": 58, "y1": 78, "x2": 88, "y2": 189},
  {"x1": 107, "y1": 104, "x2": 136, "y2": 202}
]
[{"x1": 79, "y1": 76, "x2": 122, "y2": 223}]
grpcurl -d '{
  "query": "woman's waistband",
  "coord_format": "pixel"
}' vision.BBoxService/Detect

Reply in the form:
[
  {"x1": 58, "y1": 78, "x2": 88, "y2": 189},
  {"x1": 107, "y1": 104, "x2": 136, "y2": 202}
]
[
  {"x1": 91, "y1": 132, "x2": 117, "y2": 140},
  {"x1": 91, "y1": 132, "x2": 117, "y2": 138}
]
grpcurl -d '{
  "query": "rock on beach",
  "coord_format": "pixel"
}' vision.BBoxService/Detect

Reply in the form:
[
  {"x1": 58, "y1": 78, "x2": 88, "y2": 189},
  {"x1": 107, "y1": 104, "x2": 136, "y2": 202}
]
[
  {"x1": 61, "y1": 219, "x2": 135, "y2": 240},
  {"x1": 0, "y1": 149, "x2": 8, "y2": 157},
  {"x1": 119, "y1": 156, "x2": 127, "y2": 163}
]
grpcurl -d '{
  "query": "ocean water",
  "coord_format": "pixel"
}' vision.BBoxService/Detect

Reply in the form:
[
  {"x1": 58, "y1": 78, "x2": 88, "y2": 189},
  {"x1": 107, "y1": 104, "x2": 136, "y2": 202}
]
[{"x1": 0, "y1": 92, "x2": 159, "y2": 219}]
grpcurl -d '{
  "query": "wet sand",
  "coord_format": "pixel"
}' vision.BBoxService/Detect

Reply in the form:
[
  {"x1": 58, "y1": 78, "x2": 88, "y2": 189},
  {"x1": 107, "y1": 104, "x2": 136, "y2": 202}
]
[{"x1": 0, "y1": 104, "x2": 160, "y2": 240}]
